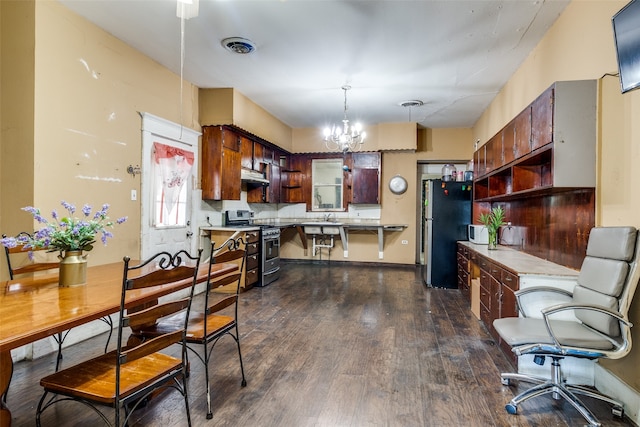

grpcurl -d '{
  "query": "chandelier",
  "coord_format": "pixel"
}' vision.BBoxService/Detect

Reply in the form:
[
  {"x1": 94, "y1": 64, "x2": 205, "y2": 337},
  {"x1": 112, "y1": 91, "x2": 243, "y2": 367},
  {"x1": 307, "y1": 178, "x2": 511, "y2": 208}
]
[{"x1": 323, "y1": 85, "x2": 366, "y2": 152}]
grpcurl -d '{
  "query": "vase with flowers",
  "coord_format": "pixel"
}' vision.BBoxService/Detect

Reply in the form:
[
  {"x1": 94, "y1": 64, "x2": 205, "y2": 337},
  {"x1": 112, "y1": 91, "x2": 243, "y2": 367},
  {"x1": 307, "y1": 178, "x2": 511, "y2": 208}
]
[
  {"x1": 1, "y1": 201, "x2": 127, "y2": 286},
  {"x1": 478, "y1": 206, "x2": 506, "y2": 250}
]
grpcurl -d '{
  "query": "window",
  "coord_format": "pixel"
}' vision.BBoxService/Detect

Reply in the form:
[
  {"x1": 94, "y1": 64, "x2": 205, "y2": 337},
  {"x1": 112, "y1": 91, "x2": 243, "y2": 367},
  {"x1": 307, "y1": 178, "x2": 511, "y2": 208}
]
[
  {"x1": 152, "y1": 142, "x2": 194, "y2": 227},
  {"x1": 312, "y1": 158, "x2": 343, "y2": 211}
]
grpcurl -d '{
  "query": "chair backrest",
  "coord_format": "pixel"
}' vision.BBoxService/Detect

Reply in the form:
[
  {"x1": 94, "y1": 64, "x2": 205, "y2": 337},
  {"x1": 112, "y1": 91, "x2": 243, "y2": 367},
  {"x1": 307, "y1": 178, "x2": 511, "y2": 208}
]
[
  {"x1": 3, "y1": 232, "x2": 59, "y2": 279},
  {"x1": 574, "y1": 226, "x2": 640, "y2": 341},
  {"x1": 118, "y1": 249, "x2": 202, "y2": 397},
  {"x1": 201, "y1": 237, "x2": 246, "y2": 331}
]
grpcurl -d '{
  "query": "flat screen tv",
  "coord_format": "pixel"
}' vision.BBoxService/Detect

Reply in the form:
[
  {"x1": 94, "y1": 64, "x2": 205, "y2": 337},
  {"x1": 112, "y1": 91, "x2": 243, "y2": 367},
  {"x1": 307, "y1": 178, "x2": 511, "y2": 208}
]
[{"x1": 613, "y1": 0, "x2": 640, "y2": 93}]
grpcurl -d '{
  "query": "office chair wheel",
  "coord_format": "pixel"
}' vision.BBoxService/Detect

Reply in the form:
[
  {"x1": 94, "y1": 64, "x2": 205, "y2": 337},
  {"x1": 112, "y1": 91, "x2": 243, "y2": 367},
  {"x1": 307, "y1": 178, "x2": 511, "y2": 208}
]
[
  {"x1": 501, "y1": 377, "x2": 511, "y2": 386},
  {"x1": 241, "y1": 379, "x2": 247, "y2": 387},
  {"x1": 612, "y1": 406, "x2": 624, "y2": 418},
  {"x1": 505, "y1": 403, "x2": 518, "y2": 415}
]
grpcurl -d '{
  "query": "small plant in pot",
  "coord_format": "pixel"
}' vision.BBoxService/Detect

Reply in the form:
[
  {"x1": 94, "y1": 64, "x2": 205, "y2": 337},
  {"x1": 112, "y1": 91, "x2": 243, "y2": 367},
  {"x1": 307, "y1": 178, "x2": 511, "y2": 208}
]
[{"x1": 479, "y1": 206, "x2": 506, "y2": 250}]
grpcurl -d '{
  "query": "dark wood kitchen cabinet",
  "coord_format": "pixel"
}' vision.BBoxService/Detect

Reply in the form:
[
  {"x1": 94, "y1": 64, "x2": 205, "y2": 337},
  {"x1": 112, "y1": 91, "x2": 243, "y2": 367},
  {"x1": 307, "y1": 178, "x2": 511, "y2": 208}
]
[
  {"x1": 473, "y1": 80, "x2": 596, "y2": 202},
  {"x1": 202, "y1": 125, "x2": 242, "y2": 201},
  {"x1": 475, "y1": 253, "x2": 519, "y2": 365},
  {"x1": 456, "y1": 244, "x2": 471, "y2": 299},
  {"x1": 348, "y1": 152, "x2": 381, "y2": 204}
]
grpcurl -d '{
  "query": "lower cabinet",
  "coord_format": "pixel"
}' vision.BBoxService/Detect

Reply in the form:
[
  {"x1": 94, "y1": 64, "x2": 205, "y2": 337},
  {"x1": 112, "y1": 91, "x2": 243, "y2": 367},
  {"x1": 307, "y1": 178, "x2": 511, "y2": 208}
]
[
  {"x1": 458, "y1": 243, "x2": 519, "y2": 365},
  {"x1": 208, "y1": 229, "x2": 260, "y2": 292},
  {"x1": 244, "y1": 231, "x2": 260, "y2": 287},
  {"x1": 456, "y1": 245, "x2": 471, "y2": 298}
]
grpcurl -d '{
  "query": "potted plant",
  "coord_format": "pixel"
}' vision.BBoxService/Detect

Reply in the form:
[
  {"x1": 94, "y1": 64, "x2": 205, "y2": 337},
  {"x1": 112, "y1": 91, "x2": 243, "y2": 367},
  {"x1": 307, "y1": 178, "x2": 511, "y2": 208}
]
[
  {"x1": 478, "y1": 206, "x2": 506, "y2": 250},
  {"x1": 1, "y1": 201, "x2": 127, "y2": 286}
]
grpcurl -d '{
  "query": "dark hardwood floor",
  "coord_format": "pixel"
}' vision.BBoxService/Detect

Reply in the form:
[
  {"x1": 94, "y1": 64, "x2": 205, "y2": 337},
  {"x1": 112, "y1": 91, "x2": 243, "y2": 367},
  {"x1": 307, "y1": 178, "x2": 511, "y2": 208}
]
[{"x1": 4, "y1": 262, "x2": 635, "y2": 426}]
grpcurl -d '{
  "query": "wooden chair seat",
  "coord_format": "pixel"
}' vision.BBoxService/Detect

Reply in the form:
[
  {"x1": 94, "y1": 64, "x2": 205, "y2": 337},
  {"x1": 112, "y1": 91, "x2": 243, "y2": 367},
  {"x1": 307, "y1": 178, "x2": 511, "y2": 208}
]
[
  {"x1": 40, "y1": 350, "x2": 182, "y2": 404},
  {"x1": 132, "y1": 311, "x2": 235, "y2": 342}
]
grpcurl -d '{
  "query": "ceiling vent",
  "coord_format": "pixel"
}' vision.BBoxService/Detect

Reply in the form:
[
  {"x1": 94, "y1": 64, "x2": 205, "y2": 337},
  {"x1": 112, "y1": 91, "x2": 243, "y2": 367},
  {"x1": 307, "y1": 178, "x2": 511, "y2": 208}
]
[{"x1": 221, "y1": 37, "x2": 256, "y2": 54}]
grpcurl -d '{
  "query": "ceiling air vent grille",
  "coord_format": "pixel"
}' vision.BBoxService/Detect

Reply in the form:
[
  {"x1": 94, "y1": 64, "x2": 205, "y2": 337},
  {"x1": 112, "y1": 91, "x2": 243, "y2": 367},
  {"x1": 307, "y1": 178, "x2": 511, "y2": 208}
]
[{"x1": 221, "y1": 37, "x2": 256, "y2": 55}]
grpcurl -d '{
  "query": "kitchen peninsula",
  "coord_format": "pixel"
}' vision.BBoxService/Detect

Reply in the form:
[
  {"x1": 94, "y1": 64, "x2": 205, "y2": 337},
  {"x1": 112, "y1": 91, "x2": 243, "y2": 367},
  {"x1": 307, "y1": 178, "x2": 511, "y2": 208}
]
[{"x1": 253, "y1": 218, "x2": 407, "y2": 259}]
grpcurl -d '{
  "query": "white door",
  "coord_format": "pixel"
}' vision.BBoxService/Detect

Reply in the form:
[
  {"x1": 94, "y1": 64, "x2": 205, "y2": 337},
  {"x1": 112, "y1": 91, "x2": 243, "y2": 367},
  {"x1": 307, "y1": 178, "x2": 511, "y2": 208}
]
[{"x1": 140, "y1": 113, "x2": 201, "y2": 259}]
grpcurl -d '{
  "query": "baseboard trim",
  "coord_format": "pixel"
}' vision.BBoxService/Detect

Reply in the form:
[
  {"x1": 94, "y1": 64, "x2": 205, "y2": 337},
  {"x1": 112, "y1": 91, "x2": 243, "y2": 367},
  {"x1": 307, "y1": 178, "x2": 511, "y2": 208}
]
[{"x1": 594, "y1": 363, "x2": 640, "y2": 425}]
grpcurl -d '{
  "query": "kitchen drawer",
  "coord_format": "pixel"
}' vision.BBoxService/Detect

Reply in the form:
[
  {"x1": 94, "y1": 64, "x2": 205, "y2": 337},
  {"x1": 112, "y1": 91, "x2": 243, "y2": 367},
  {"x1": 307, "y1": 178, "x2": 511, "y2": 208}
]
[
  {"x1": 479, "y1": 280, "x2": 491, "y2": 309},
  {"x1": 487, "y1": 262, "x2": 502, "y2": 280},
  {"x1": 478, "y1": 256, "x2": 490, "y2": 271},
  {"x1": 501, "y1": 269, "x2": 519, "y2": 291},
  {"x1": 246, "y1": 268, "x2": 259, "y2": 285},
  {"x1": 245, "y1": 230, "x2": 260, "y2": 244},
  {"x1": 246, "y1": 253, "x2": 259, "y2": 271},
  {"x1": 246, "y1": 242, "x2": 259, "y2": 255}
]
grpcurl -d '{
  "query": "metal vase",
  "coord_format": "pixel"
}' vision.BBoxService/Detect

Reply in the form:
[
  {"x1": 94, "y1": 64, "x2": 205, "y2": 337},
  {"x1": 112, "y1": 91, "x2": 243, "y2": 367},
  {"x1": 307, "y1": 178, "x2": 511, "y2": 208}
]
[{"x1": 58, "y1": 250, "x2": 88, "y2": 286}]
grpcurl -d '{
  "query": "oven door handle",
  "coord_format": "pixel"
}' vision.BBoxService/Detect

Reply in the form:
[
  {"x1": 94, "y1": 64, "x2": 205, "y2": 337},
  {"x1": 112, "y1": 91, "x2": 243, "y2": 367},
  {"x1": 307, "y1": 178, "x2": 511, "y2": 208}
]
[{"x1": 264, "y1": 266, "x2": 280, "y2": 274}]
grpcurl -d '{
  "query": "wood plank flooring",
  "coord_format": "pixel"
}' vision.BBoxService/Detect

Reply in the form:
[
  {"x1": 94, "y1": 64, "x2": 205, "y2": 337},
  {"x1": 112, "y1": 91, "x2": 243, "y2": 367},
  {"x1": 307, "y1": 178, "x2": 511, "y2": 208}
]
[{"x1": 4, "y1": 262, "x2": 635, "y2": 426}]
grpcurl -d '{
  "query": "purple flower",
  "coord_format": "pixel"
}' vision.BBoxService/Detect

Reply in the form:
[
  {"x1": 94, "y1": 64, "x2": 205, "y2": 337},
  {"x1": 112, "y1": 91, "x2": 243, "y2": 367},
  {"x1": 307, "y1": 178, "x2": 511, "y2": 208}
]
[
  {"x1": 51, "y1": 210, "x2": 58, "y2": 220},
  {"x1": 101, "y1": 230, "x2": 114, "y2": 244},
  {"x1": 0, "y1": 237, "x2": 17, "y2": 248},
  {"x1": 116, "y1": 217, "x2": 127, "y2": 224},
  {"x1": 61, "y1": 201, "x2": 76, "y2": 215},
  {"x1": 82, "y1": 204, "x2": 92, "y2": 217}
]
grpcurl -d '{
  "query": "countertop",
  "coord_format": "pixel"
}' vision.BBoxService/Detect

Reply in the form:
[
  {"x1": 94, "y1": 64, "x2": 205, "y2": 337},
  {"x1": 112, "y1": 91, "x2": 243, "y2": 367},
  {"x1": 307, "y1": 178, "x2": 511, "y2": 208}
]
[
  {"x1": 200, "y1": 219, "x2": 407, "y2": 231},
  {"x1": 459, "y1": 241, "x2": 579, "y2": 278}
]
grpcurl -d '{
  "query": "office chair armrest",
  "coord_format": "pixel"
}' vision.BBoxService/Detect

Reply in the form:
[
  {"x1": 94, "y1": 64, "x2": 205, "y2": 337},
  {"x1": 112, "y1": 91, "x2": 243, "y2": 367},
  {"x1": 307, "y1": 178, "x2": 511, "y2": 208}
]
[
  {"x1": 540, "y1": 302, "x2": 632, "y2": 354},
  {"x1": 515, "y1": 287, "x2": 573, "y2": 318}
]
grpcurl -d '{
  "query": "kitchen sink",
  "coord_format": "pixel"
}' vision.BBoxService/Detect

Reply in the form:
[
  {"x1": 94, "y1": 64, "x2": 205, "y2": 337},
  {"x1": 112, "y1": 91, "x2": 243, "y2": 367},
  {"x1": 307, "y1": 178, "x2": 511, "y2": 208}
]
[{"x1": 301, "y1": 221, "x2": 343, "y2": 235}]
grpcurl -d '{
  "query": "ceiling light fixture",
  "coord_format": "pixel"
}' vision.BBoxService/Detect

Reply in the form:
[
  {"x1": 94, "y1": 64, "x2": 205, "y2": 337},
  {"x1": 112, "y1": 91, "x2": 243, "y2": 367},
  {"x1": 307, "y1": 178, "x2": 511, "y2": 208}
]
[
  {"x1": 221, "y1": 37, "x2": 256, "y2": 54},
  {"x1": 176, "y1": 0, "x2": 199, "y2": 20},
  {"x1": 323, "y1": 85, "x2": 366, "y2": 153},
  {"x1": 399, "y1": 100, "x2": 424, "y2": 122}
]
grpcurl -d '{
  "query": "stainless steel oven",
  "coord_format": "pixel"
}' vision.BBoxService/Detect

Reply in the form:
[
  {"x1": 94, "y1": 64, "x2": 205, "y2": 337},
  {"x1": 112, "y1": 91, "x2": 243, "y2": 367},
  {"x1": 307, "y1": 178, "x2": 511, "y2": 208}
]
[{"x1": 260, "y1": 226, "x2": 280, "y2": 286}]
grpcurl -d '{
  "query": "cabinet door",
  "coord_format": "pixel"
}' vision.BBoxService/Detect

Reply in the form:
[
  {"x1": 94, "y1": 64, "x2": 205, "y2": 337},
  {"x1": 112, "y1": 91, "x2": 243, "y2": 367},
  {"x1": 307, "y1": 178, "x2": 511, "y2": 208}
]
[
  {"x1": 474, "y1": 145, "x2": 486, "y2": 177},
  {"x1": 351, "y1": 168, "x2": 379, "y2": 204},
  {"x1": 240, "y1": 136, "x2": 254, "y2": 170},
  {"x1": 268, "y1": 163, "x2": 281, "y2": 203},
  {"x1": 531, "y1": 86, "x2": 554, "y2": 151},
  {"x1": 502, "y1": 121, "x2": 516, "y2": 165},
  {"x1": 350, "y1": 152, "x2": 381, "y2": 204},
  {"x1": 221, "y1": 147, "x2": 241, "y2": 200},
  {"x1": 514, "y1": 106, "x2": 532, "y2": 158},
  {"x1": 201, "y1": 126, "x2": 222, "y2": 200}
]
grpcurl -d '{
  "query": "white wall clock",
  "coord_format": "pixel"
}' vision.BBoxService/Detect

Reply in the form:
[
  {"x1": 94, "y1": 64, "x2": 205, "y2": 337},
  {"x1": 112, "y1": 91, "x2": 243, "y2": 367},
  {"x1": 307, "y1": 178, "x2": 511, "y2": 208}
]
[{"x1": 389, "y1": 175, "x2": 408, "y2": 195}]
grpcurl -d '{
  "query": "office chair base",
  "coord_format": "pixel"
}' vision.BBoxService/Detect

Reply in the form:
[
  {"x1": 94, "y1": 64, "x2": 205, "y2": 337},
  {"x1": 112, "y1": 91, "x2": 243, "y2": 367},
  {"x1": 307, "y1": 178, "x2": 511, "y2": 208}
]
[{"x1": 501, "y1": 357, "x2": 624, "y2": 427}]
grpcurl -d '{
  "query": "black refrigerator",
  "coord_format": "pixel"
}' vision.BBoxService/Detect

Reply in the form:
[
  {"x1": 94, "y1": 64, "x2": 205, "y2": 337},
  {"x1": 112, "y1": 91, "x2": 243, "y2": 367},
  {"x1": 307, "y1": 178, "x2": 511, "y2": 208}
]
[{"x1": 422, "y1": 179, "x2": 472, "y2": 288}]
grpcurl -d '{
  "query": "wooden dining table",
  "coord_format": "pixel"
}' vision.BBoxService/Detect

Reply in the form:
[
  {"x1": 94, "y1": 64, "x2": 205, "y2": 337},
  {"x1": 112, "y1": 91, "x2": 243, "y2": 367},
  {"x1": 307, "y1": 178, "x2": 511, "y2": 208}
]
[{"x1": 0, "y1": 259, "x2": 238, "y2": 426}]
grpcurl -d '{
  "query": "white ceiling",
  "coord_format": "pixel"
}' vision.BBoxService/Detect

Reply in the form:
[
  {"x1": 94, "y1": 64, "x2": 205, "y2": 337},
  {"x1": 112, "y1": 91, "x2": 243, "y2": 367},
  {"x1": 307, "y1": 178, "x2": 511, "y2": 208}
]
[{"x1": 58, "y1": 0, "x2": 570, "y2": 130}]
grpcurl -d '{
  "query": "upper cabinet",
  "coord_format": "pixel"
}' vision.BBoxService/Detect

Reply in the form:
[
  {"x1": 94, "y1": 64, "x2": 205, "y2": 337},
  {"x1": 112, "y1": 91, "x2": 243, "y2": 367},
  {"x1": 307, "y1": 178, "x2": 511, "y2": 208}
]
[
  {"x1": 348, "y1": 152, "x2": 381, "y2": 204},
  {"x1": 473, "y1": 80, "x2": 596, "y2": 202},
  {"x1": 202, "y1": 125, "x2": 242, "y2": 201}
]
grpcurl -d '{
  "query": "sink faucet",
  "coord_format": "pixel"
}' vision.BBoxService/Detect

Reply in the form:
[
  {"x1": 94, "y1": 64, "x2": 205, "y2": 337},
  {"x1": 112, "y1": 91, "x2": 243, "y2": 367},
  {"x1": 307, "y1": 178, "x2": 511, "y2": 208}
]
[{"x1": 324, "y1": 213, "x2": 332, "y2": 222}]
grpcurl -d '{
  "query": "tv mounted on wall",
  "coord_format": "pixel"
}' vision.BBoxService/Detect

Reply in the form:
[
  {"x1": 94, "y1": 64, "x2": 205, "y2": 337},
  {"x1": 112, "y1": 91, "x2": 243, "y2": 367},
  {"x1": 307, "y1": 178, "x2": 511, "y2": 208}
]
[{"x1": 613, "y1": 0, "x2": 640, "y2": 93}]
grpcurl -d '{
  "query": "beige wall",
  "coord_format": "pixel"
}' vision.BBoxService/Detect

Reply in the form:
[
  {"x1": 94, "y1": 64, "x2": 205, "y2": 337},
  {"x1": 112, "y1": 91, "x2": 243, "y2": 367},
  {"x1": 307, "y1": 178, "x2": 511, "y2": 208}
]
[
  {"x1": 199, "y1": 87, "x2": 294, "y2": 151},
  {"x1": 417, "y1": 127, "x2": 474, "y2": 162},
  {"x1": 473, "y1": 0, "x2": 640, "y2": 390},
  {"x1": 0, "y1": 0, "x2": 36, "y2": 280},
  {"x1": 0, "y1": 1, "x2": 200, "y2": 276}
]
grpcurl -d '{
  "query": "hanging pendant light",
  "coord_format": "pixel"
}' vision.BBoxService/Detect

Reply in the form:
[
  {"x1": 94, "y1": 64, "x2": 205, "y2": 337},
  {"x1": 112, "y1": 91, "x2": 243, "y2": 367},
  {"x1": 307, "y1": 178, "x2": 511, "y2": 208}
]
[{"x1": 323, "y1": 85, "x2": 366, "y2": 153}]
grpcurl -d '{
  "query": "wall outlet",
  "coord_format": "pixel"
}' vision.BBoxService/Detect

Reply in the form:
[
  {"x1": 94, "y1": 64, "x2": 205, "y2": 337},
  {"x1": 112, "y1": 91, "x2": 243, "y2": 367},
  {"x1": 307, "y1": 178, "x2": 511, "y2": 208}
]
[{"x1": 401, "y1": 240, "x2": 409, "y2": 245}]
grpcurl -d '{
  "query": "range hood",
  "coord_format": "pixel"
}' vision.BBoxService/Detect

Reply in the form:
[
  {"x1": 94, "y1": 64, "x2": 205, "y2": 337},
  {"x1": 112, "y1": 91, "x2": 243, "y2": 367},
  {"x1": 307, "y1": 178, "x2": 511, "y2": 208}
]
[{"x1": 241, "y1": 168, "x2": 270, "y2": 185}]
